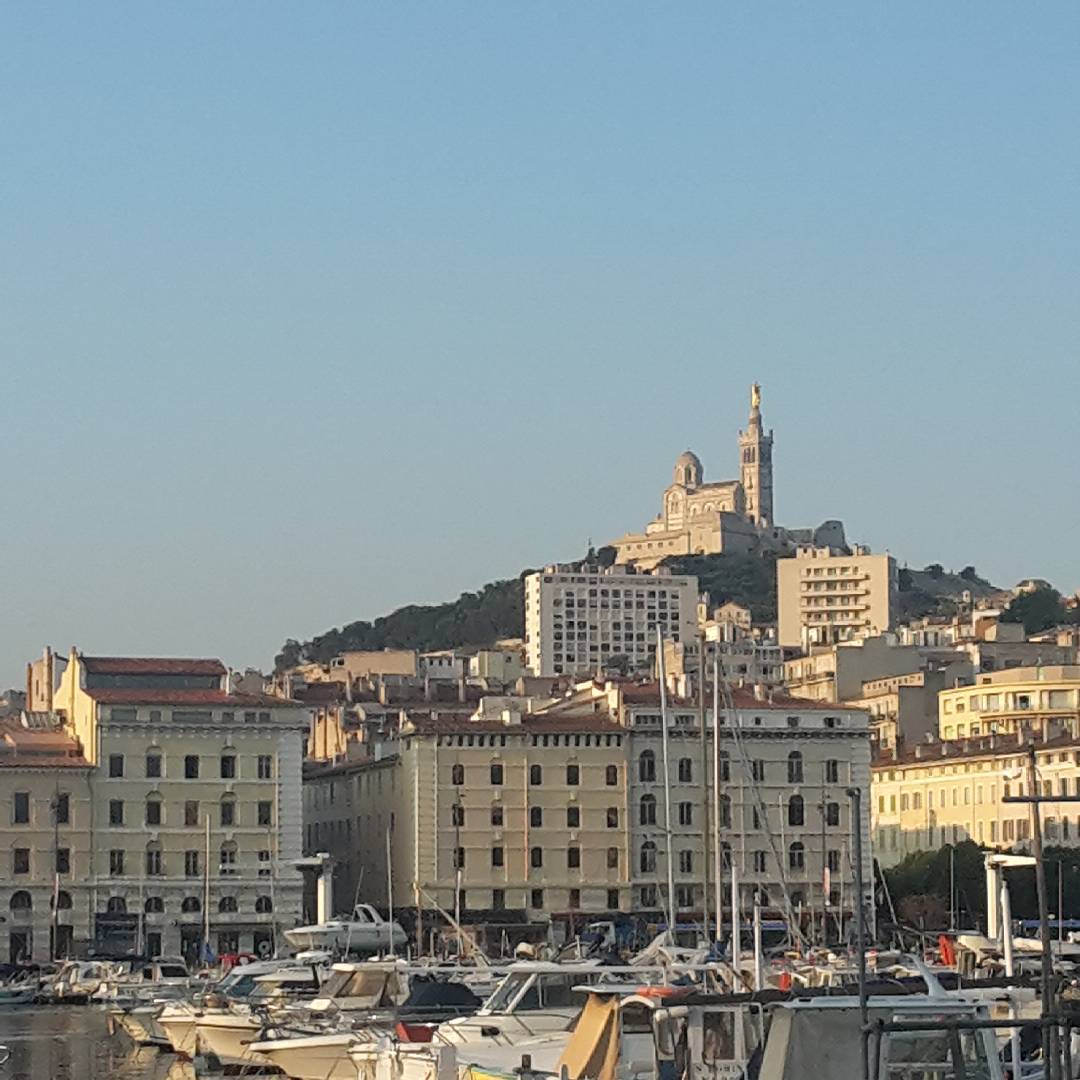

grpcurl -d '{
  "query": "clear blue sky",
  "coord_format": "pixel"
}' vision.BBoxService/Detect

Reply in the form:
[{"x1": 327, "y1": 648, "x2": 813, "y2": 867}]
[{"x1": 3, "y1": 3, "x2": 1078, "y2": 684}]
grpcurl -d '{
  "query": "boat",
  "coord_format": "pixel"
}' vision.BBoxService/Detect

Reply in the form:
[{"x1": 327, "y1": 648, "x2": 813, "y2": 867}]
[
  {"x1": 283, "y1": 903, "x2": 407, "y2": 955},
  {"x1": 0, "y1": 983, "x2": 35, "y2": 1008}
]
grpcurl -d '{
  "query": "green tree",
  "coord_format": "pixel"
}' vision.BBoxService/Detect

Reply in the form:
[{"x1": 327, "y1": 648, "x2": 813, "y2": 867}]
[{"x1": 1001, "y1": 587, "x2": 1065, "y2": 635}]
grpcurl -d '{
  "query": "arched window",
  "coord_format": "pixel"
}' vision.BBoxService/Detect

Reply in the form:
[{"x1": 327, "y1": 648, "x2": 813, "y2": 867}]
[
  {"x1": 639, "y1": 794, "x2": 657, "y2": 826},
  {"x1": 530, "y1": 806, "x2": 543, "y2": 828},
  {"x1": 638, "y1": 750, "x2": 656, "y2": 782},
  {"x1": 788, "y1": 794, "x2": 805, "y2": 827},
  {"x1": 640, "y1": 841, "x2": 657, "y2": 874},
  {"x1": 451, "y1": 764, "x2": 464, "y2": 786},
  {"x1": 789, "y1": 842, "x2": 805, "y2": 870},
  {"x1": 255, "y1": 896, "x2": 273, "y2": 914},
  {"x1": 145, "y1": 794, "x2": 163, "y2": 826},
  {"x1": 718, "y1": 751, "x2": 730, "y2": 783},
  {"x1": 825, "y1": 801, "x2": 841, "y2": 827},
  {"x1": 144, "y1": 896, "x2": 164, "y2": 914},
  {"x1": 9, "y1": 890, "x2": 32, "y2": 913},
  {"x1": 181, "y1": 896, "x2": 201, "y2": 913},
  {"x1": 605, "y1": 764, "x2": 618, "y2": 786},
  {"x1": 677, "y1": 757, "x2": 692, "y2": 783},
  {"x1": 218, "y1": 896, "x2": 238, "y2": 913},
  {"x1": 787, "y1": 751, "x2": 803, "y2": 784},
  {"x1": 719, "y1": 794, "x2": 731, "y2": 829},
  {"x1": 53, "y1": 890, "x2": 72, "y2": 911},
  {"x1": 105, "y1": 896, "x2": 126, "y2": 913},
  {"x1": 529, "y1": 764, "x2": 543, "y2": 786},
  {"x1": 489, "y1": 762, "x2": 503, "y2": 785}
]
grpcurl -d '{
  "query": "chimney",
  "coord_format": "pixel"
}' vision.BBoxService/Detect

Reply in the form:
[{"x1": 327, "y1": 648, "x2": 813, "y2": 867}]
[
  {"x1": 378, "y1": 676, "x2": 389, "y2": 706},
  {"x1": 753, "y1": 682, "x2": 765, "y2": 702},
  {"x1": 914, "y1": 745, "x2": 924, "y2": 759},
  {"x1": 458, "y1": 673, "x2": 467, "y2": 704}
]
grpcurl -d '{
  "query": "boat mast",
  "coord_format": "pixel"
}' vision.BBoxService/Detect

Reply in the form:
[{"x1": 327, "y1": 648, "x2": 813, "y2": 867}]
[
  {"x1": 712, "y1": 654, "x2": 723, "y2": 944},
  {"x1": 656, "y1": 628, "x2": 677, "y2": 938},
  {"x1": 386, "y1": 826, "x2": 395, "y2": 958},
  {"x1": 698, "y1": 631, "x2": 709, "y2": 941},
  {"x1": 203, "y1": 813, "x2": 211, "y2": 963}
]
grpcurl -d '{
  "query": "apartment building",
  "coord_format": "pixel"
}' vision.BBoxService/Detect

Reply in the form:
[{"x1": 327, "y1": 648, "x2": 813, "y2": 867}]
[
  {"x1": 0, "y1": 719, "x2": 92, "y2": 963},
  {"x1": 777, "y1": 546, "x2": 897, "y2": 649},
  {"x1": 48, "y1": 650, "x2": 307, "y2": 962},
  {"x1": 524, "y1": 566, "x2": 699, "y2": 677},
  {"x1": 872, "y1": 731, "x2": 1080, "y2": 867},
  {"x1": 939, "y1": 665, "x2": 1080, "y2": 742}
]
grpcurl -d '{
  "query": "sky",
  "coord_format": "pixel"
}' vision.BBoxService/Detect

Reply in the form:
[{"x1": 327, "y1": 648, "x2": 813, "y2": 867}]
[{"x1": 2, "y1": 3, "x2": 1078, "y2": 684}]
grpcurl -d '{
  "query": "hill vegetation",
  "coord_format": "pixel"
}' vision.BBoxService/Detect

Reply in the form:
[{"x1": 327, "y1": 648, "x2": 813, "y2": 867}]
[{"x1": 274, "y1": 553, "x2": 1012, "y2": 671}]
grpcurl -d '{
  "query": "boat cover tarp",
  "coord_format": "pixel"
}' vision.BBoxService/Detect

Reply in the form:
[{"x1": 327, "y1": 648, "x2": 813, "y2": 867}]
[{"x1": 556, "y1": 994, "x2": 620, "y2": 1080}]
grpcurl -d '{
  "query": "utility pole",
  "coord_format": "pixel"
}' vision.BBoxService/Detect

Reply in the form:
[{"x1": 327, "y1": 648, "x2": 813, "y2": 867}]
[
  {"x1": 698, "y1": 632, "x2": 710, "y2": 940},
  {"x1": 847, "y1": 785, "x2": 869, "y2": 1080}
]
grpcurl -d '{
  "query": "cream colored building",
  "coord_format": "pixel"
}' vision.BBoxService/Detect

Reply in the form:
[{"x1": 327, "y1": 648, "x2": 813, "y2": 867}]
[
  {"x1": 872, "y1": 730, "x2": 1080, "y2": 867},
  {"x1": 524, "y1": 566, "x2": 699, "y2": 677},
  {"x1": 0, "y1": 719, "x2": 91, "y2": 962},
  {"x1": 777, "y1": 546, "x2": 898, "y2": 649},
  {"x1": 938, "y1": 665, "x2": 1080, "y2": 742},
  {"x1": 48, "y1": 650, "x2": 307, "y2": 962}
]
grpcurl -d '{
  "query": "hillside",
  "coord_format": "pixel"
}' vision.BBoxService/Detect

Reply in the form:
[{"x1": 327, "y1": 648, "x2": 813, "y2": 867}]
[{"x1": 274, "y1": 555, "x2": 1002, "y2": 670}]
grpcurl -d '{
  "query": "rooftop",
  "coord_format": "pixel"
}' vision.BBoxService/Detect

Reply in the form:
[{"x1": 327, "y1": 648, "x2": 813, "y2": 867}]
[
  {"x1": 0, "y1": 720, "x2": 88, "y2": 769},
  {"x1": 88, "y1": 688, "x2": 299, "y2": 708},
  {"x1": 82, "y1": 656, "x2": 227, "y2": 677}
]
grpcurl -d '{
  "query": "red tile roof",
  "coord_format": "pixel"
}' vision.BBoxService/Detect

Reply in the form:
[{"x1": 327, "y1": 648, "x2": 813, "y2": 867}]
[
  {"x1": 87, "y1": 689, "x2": 299, "y2": 708},
  {"x1": 0, "y1": 721, "x2": 89, "y2": 768},
  {"x1": 406, "y1": 713, "x2": 623, "y2": 736},
  {"x1": 82, "y1": 656, "x2": 227, "y2": 676},
  {"x1": 614, "y1": 679, "x2": 864, "y2": 712}
]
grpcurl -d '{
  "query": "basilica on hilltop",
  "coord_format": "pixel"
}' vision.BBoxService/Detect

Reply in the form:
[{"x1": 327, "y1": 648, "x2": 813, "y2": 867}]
[{"x1": 609, "y1": 384, "x2": 847, "y2": 568}]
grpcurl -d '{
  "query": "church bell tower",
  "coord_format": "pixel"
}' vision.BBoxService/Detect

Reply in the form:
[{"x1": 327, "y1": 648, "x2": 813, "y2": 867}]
[{"x1": 738, "y1": 382, "x2": 774, "y2": 526}]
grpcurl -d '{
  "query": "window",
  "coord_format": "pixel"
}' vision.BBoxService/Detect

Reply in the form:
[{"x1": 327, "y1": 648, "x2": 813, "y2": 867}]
[
  {"x1": 640, "y1": 884, "x2": 659, "y2": 908},
  {"x1": 676, "y1": 885, "x2": 694, "y2": 909},
  {"x1": 219, "y1": 845, "x2": 237, "y2": 876},
  {"x1": 567, "y1": 764, "x2": 580, "y2": 785},
  {"x1": 568, "y1": 888, "x2": 581, "y2": 909},
  {"x1": 145, "y1": 799, "x2": 162, "y2": 826},
  {"x1": 827, "y1": 849, "x2": 841, "y2": 872},
  {"x1": 640, "y1": 841, "x2": 657, "y2": 873},
  {"x1": 678, "y1": 758, "x2": 692, "y2": 783},
  {"x1": 492, "y1": 888, "x2": 506, "y2": 910},
  {"x1": 220, "y1": 755, "x2": 237, "y2": 779},
  {"x1": 109, "y1": 849, "x2": 125, "y2": 876},
  {"x1": 146, "y1": 754, "x2": 162, "y2": 779},
  {"x1": 530, "y1": 846, "x2": 543, "y2": 868},
  {"x1": 144, "y1": 896, "x2": 164, "y2": 914},
  {"x1": 606, "y1": 764, "x2": 618, "y2": 786},
  {"x1": 752, "y1": 760, "x2": 765, "y2": 782},
  {"x1": 13, "y1": 849, "x2": 29, "y2": 874},
  {"x1": 678, "y1": 801, "x2": 693, "y2": 826},
  {"x1": 184, "y1": 801, "x2": 199, "y2": 827},
  {"x1": 719, "y1": 795, "x2": 731, "y2": 829},
  {"x1": 491, "y1": 846, "x2": 504, "y2": 867},
  {"x1": 220, "y1": 798, "x2": 236, "y2": 827},
  {"x1": 257, "y1": 801, "x2": 273, "y2": 826},
  {"x1": 825, "y1": 801, "x2": 840, "y2": 827},
  {"x1": 184, "y1": 755, "x2": 199, "y2": 779},
  {"x1": 56, "y1": 848, "x2": 70, "y2": 874},
  {"x1": 639, "y1": 794, "x2": 657, "y2": 826},
  {"x1": 679, "y1": 850, "x2": 694, "y2": 873},
  {"x1": 607, "y1": 847, "x2": 619, "y2": 869},
  {"x1": 530, "y1": 806, "x2": 543, "y2": 828},
  {"x1": 530, "y1": 889, "x2": 544, "y2": 909},
  {"x1": 106, "y1": 895, "x2": 127, "y2": 913},
  {"x1": 825, "y1": 759, "x2": 839, "y2": 783},
  {"x1": 181, "y1": 896, "x2": 201, "y2": 913},
  {"x1": 567, "y1": 845, "x2": 581, "y2": 869},
  {"x1": 218, "y1": 896, "x2": 237, "y2": 913},
  {"x1": 452, "y1": 804, "x2": 465, "y2": 827},
  {"x1": 787, "y1": 751, "x2": 804, "y2": 784},
  {"x1": 490, "y1": 805, "x2": 503, "y2": 827},
  {"x1": 185, "y1": 850, "x2": 200, "y2": 878},
  {"x1": 54, "y1": 792, "x2": 69, "y2": 824},
  {"x1": 258, "y1": 850, "x2": 271, "y2": 877},
  {"x1": 13, "y1": 792, "x2": 29, "y2": 824},
  {"x1": 788, "y1": 795, "x2": 805, "y2": 827},
  {"x1": 719, "y1": 751, "x2": 730, "y2": 782},
  {"x1": 255, "y1": 895, "x2": 273, "y2": 913},
  {"x1": 145, "y1": 847, "x2": 163, "y2": 876},
  {"x1": 606, "y1": 807, "x2": 619, "y2": 828},
  {"x1": 607, "y1": 888, "x2": 620, "y2": 910},
  {"x1": 789, "y1": 842, "x2": 805, "y2": 870},
  {"x1": 109, "y1": 754, "x2": 125, "y2": 778},
  {"x1": 257, "y1": 755, "x2": 273, "y2": 779},
  {"x1": 639, "y1": 750, "x2": 656, "y2": 782},
  {"x1": 109, "y1": 800, "x2": 124, "y2": 826},
  {"x1": 490, "y1": 762, "x2": 504, "y2": 785},
  {"x1": 530, "y1": 764, "x2": 543, "y2": 786}
]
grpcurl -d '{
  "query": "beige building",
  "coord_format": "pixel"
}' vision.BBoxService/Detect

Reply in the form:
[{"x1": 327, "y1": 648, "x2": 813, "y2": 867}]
[
  {"x1": 872, "y1": 730, "x2": 1080, "y2": 867},
  {"x1": 777, "y1": 546, "x2": 898, "y2": 649},
  {"x1": 0, "y1": 719, "x2": 92, "y2": 962},
  {"x1": 46, "y1": 650, "x2": 307, "y2": 962},
  {"x1": 524, "y1": 566, "x2": 699, "y2": 677},
  {"x1": 939, "y1": 665, "x2": 1080, "y2": 742}
]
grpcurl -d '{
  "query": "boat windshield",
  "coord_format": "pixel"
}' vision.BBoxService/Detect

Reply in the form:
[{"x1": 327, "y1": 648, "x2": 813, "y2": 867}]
[
  {"x1": 320, "y1": 968, "x2": 394, "y2": 1002},
  {"x1": 882, "y1": 1026, "x2": 994, "y2": 1080},
  {"x1": 484, "y1": 971, "x2": 582, "y2": 1013}
]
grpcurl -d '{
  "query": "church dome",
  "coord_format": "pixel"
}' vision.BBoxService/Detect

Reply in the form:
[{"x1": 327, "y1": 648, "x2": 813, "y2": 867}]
[{"x1": 674, "y1": 450, "x2": 703, "y2": 487}]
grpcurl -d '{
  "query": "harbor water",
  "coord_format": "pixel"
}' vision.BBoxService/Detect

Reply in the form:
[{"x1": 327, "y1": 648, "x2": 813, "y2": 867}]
[{"x1": 0, "y1": 1008, "x2": 186, "y2": 1080}]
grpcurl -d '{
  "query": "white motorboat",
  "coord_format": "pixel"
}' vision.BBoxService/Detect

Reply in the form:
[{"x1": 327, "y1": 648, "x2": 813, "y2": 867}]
[{"x1": 283, "y1": 904, "x2": 407, "y2": 955}]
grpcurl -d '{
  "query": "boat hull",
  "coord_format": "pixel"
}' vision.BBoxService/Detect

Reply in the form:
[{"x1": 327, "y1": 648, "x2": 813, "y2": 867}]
[
  {"x1": 249, "y1": 1033, "x2": 359, "y2": 1080},
  {"x1": 195, "y1": 1014, "x2": 266, "y2": 1065}
]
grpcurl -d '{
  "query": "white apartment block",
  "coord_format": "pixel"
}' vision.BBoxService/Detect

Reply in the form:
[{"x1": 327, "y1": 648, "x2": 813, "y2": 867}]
[
  {"x1": 525, "y1": 567, "x2": 699, "y2": 677},
  {"x1": 777, "y1": 546, "x2": 898, "y2": 649}
]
